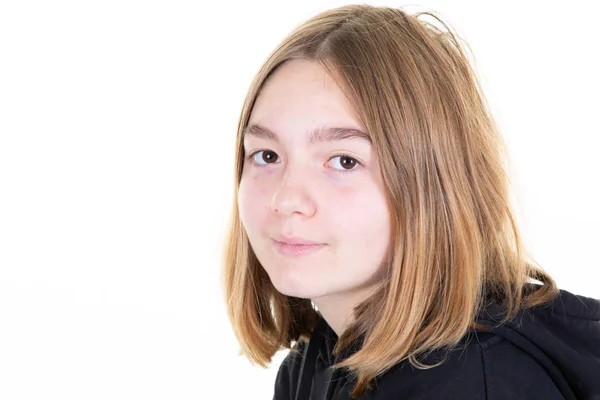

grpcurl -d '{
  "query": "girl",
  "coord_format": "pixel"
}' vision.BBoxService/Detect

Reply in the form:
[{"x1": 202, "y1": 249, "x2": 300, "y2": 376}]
[{"x1": 221, "y1": 4, "x2": 600, "y2": 399}]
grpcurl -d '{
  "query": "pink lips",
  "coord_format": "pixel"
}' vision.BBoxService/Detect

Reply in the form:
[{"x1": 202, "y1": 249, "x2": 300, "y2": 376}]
[{"x1": 272, "y1": 237, "x2": 326, "y2": 256}]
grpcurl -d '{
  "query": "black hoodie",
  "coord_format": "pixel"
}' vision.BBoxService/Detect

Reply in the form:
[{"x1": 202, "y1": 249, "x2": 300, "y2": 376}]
[{"x1": 273, "y1": 284, "x2": 600, "y2": 399}]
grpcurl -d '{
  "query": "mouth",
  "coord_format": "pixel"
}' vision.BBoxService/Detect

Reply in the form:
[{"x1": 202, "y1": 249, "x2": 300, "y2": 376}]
[
  {"x1": 271, "y1": 234, "x2": 324, "y2": 246},
  {"x1": 272, "y1": 239, "x2": 327, "y2": 256}
]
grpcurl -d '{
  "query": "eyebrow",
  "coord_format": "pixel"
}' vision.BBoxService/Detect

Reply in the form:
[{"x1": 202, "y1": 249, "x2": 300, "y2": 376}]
[{"x1": 242, "y1": 123, "x2": 372, "y2": 145}]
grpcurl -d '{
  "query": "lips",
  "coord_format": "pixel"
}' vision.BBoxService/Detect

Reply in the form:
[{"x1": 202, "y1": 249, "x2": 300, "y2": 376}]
[
  {"x1": 271, "y1": 235, "x2": 324, "y2": 246},
  {"x1": 272, "y1": 239, "x2": 327, "y2": 256}
]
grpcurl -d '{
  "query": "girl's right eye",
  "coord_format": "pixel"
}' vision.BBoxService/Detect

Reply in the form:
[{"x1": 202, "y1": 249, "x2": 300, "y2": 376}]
[{"x1": 246, "y1": 150, "x2": 280, "y2": 166}]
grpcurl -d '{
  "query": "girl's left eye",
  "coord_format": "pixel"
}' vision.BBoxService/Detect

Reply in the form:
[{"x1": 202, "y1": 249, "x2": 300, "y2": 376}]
[{"x1": 328, "y1": 154, "x2": 362, "y2": 172}]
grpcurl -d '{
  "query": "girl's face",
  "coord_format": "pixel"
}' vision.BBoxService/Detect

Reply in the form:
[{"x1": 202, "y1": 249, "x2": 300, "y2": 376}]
[{"x1": 238, "y1": 59, "x2": 391, "y2": 308}]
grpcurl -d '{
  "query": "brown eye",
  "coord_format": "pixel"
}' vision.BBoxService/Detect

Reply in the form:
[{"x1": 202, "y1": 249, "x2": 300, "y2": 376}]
[
  {"x1": 261, "y1": 151, "x2": 278, "y2": 163},
  {"x1": 330, "y1": 154, "x2": 360, "y2": 171},
  {"x1": 249, "y1": 150, "x2": 280, "y2": 166},
  {"x1": 340, "y1": 156, "x2": 356, "y2": 169}
]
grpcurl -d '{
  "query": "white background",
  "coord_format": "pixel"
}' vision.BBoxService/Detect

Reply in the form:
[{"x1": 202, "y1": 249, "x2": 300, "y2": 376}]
[{"x1": 0, "y1": 0, "x2": 598, "y2": 399}]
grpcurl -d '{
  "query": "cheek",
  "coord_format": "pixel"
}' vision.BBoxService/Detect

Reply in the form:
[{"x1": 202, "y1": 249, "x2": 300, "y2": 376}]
[
  {"x1": 331, "y1": 187, "x2": 391, "y2": 245},
  {"x1": 238, "y1": 175, "x2": 271, "y2": 230}
]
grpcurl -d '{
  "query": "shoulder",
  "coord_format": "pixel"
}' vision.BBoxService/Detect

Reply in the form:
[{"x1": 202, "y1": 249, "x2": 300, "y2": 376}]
[
  {"x1": 369, "y1": 332, "x2": 565, "y2": 399},
  {"x1": 273, "y1": 340, "x2": 308, "y2": 400}
]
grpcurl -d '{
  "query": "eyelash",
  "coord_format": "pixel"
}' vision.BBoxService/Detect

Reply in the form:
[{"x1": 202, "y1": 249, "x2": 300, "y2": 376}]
[{"x1": 245, "y1": 149, "x2": 363, "y2": 174}]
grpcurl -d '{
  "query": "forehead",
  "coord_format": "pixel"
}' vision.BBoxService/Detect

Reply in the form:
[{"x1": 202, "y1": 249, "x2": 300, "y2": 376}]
[{"x1": 247, "y1": 59, "x2": 364, "y2": 141}]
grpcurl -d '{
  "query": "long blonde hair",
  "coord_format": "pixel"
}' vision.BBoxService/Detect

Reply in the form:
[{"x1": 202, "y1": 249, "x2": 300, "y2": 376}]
[{"x1": 221, "y1": 4, "x2": 560, "y2": 398}]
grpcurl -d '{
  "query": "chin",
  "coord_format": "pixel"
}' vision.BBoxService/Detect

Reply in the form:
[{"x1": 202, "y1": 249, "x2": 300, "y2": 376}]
[
  {"x1": 270, "y1": 280, "x2": 311, "y2": 299},
  {"x1": 268, "y1": 273, "x2": 326, "y2": 300}
]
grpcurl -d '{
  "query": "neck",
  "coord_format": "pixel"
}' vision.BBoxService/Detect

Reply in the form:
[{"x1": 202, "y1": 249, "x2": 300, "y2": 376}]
[{"x1": 311, "y1": 282, "x2": 381, "y2": 336}]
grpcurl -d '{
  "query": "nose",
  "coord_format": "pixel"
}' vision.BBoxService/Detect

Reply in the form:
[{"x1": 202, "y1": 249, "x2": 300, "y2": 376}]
[{"x1": 270, "y1": 170, "x2": 317, "y2": 217}]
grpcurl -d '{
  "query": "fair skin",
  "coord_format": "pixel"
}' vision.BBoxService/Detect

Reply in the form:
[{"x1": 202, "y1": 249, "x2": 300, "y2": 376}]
[{"x1": 237, "y1": 59, "x2": 391, "y2": 336}]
